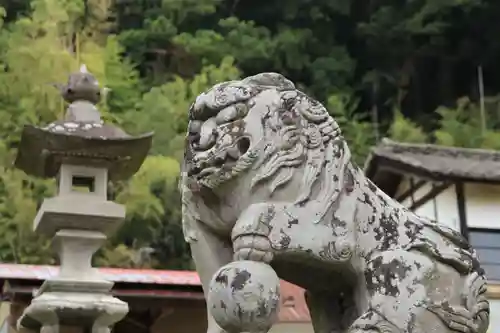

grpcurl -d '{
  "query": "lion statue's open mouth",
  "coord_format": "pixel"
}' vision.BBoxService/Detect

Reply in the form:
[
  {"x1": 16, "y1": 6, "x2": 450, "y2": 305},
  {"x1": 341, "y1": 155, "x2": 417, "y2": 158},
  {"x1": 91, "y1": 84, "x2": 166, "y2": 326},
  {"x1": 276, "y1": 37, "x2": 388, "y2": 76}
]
[
  {"x1": 188, "y1": 133, "x2": 251, "y2": 179},
  {"x1": 186, "y1": 100, "x2": 257, "y2": 188},
  {"x1": 184, "y1": 74, "x2": 298, "y2": 189}
]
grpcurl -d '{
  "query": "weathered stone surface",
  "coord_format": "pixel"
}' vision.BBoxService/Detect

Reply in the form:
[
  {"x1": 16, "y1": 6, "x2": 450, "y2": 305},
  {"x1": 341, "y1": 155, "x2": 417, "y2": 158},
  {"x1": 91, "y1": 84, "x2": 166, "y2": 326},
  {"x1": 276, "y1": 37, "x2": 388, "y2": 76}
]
[
  {"x1": 34, "y1": 196, "x2": 125, "y2": 237},
  {"x1": 14, "y1": 65, "x2": 150, "y2": 333},
  {"x1": 14, "y1": 65, "x2": 153, "y2": 181},
  {"x1": 208, "y1": 260, "x2": 280, "y2": 333},
  {"x1": 181, "y1": 73, "x2": 490, "y2": 333},
  {"x1": 18, "y1": 292, "x2": 128, "y2": 333}
]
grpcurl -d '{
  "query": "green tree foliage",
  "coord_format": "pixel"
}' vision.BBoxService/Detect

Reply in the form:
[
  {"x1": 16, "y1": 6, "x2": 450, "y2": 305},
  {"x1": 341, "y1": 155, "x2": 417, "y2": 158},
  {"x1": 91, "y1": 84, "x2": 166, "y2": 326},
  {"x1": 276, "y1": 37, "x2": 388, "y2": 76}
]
[
  {"x1": 0, "y1": 167, "x2": 55, "y2": 264},
  {"x1": 387, "y1": 96, "x2": 500, "y2": 151},
  {"x1": 0, "y1": 0, "x2": 171, "y2": 267},
  {"x1": 0, "y1": 0, "x2": 500, "y2": 270},
  {"x1": 433, "y1": 97, "x2": 500, "y2": 150},
  {"x1": 388, "y1": 110, "x2": 428, "y2": 144},
  {"x1": 123, "y1": 56, "x2": 240, "y2": 160},
  {"x1": 327, "y1": 94, "x2": 377, "y2": 166},
  {"x1": 99, "y1": 155, "x2": 188, "y2": 269}
]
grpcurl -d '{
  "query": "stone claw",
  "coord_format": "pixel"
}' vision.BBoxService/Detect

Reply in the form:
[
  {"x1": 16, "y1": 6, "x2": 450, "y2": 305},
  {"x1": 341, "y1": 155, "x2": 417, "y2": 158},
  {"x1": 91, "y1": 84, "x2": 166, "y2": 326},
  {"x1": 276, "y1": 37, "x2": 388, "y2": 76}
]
[{"x1": 233, "y1": 235, "x2": 273, "y2": 263}]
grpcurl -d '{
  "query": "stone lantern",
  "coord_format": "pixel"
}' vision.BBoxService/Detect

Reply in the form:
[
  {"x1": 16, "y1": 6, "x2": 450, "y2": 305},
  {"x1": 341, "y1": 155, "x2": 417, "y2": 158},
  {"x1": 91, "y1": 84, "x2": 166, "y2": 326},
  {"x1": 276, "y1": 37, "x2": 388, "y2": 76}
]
[{"x1": 13, "y1": 65, "x2": 153, "y2": 333}]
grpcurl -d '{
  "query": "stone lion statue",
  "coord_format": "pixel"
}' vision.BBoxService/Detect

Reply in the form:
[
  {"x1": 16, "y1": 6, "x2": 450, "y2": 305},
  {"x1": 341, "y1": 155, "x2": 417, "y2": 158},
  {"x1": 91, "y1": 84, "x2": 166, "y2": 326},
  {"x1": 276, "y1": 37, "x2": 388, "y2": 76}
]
[{"x1": 181, "y1": 73, "x2": 489, "y2": 333}]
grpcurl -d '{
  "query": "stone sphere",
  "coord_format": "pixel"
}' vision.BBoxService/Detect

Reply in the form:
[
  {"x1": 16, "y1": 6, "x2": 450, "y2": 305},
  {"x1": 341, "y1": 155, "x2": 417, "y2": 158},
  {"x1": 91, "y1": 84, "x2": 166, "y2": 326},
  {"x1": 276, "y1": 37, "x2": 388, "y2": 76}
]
[{"x1": 207, "y1": 260, "x2": 281, "y2": 333}]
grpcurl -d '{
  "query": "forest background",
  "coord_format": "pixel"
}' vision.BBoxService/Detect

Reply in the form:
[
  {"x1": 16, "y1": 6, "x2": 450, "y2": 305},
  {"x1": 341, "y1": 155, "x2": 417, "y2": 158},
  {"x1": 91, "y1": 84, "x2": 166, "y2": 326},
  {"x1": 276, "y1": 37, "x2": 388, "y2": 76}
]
[{"x1": 1, "y1": 0, "x2": 499, "y2": 269}]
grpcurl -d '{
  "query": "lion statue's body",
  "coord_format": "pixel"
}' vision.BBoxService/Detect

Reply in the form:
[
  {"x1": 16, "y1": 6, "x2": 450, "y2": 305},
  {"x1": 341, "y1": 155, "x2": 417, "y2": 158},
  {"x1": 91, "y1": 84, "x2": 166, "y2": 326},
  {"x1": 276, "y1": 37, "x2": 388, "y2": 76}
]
[{"x1": 181, "y1": 73, "x2": 489, "y2": 333}]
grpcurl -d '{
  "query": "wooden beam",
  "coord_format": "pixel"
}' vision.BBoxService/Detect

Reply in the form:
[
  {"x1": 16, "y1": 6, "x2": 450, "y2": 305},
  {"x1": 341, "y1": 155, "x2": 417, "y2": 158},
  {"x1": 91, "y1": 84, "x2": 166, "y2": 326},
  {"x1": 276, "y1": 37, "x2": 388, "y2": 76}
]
[
  {"x1": 410, "y1": 178, "x2": 416, "y2": 205},
  {"x1": 396, "y1": 179, "x2": 426, "y2": 203},
  {"x1": 487, "y1": 283, "x2": 500, "y2": 299},
  {"x1": 123, "y1": 317, "x2": 150, "y2": 330},
  {"x1": 455, "y1": 182, "x2": 468, "y2": 240},
  {"x1": 432, "y1": 191, "x2": 439, "y2": 222},
  {"x1": 377, "y1": 163, "x2": 500, "y2": 185},
  {"x1": 409, "y1": 182, "x2": 450, "y2": 211}
]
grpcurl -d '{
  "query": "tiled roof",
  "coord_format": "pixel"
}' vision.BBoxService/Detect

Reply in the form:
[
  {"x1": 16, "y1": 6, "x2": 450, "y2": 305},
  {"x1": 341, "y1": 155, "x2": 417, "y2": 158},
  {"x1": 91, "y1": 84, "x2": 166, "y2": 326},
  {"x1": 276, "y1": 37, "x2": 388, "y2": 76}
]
[
  {"x1": 0, "y1": 263, "x2": 311, "y2": 323},
  {"x1": 278, "y1": 280, "x2": 311, "y2": 323},
  {"x1": 0, "y1": 264, "x2": 201, "y2": 285},
  {"x1": 364, "y1": 138, "x2": 500, "y2": 183}
]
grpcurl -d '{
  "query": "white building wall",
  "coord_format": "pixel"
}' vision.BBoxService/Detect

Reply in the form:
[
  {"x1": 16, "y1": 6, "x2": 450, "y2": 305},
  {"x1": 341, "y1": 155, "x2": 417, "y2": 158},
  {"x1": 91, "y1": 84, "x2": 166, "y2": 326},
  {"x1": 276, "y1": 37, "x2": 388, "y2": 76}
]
[
  {"x1": 489, "y1": 300, "x2": 500, "y2": 333},
  {"x1": 395, "y1": 178, "x2": 460, "y2": 231},
  {"x1": 270, "y1": 323, "x2": 314, "y2": 333},
  {"x1": 464, "y1": 183, "x2": 500, "y2": 230},
  {"x1": 395, "y1": 177, "x2": 500, "y2": 333},
  {"x1": 396, "y1": 177, "x2": 500, "y2": 231}
]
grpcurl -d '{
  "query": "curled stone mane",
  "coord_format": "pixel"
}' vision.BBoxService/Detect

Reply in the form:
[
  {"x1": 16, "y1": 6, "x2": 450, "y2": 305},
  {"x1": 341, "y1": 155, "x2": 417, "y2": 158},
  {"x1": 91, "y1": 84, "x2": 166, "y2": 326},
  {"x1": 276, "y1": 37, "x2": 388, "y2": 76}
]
[
  {"x1": 188, "y1": 73, "x2": 347, "y2": 212},
  {"x1": 251, "y1": 89, "x2": 346, "y2": 207},
  {"x1": 189, "y1": 73, "x2": 296, "y2": 120}
]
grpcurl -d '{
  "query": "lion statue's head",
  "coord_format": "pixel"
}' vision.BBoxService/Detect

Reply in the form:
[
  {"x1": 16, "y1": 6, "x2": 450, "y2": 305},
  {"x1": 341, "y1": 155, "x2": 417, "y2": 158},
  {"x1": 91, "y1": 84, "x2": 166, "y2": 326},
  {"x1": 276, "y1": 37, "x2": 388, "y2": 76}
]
[{"x1": 184, "y1": 73, "x2": 350, "y2": 210}]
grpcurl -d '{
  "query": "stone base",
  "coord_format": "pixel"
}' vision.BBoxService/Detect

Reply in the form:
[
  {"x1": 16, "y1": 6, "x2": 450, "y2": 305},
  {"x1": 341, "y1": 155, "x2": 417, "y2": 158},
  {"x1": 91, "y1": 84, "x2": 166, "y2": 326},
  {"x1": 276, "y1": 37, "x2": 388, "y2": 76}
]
[
  {"x1": 34, "y1": 195, "x2": 125, "y2": 237},
  {"x1": 18, "y1": 292, "x2": 128, "y2": 333},
  {"x1": 37, "y1": 278, "x2": 113, "y2": 297}
]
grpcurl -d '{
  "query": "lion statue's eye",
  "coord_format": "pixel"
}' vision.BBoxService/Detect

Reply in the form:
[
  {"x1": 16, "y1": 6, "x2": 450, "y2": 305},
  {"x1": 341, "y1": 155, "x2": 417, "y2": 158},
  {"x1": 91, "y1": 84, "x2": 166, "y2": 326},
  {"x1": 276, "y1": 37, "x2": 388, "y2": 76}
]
[
  {"x1": 216, "y1": 103, "x2": 249, "y2": 125},
  {"x1": 188, "y1": 121, "x2": 202, "y2": 134},
  {"x1": 216, "y1": 106, "x2": 238, "y2": 124}
]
